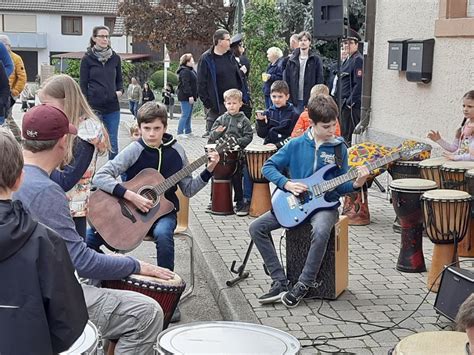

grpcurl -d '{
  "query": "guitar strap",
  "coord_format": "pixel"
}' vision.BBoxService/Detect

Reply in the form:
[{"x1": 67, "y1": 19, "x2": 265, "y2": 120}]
[{"x1": 334, "y1": 141, "x2": 347, "y2": 169}]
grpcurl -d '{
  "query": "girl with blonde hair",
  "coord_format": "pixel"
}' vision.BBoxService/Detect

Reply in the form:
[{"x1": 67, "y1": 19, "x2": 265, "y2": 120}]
[{"x1": 39, "y1": 74, "x2": 109, "y2": 237}]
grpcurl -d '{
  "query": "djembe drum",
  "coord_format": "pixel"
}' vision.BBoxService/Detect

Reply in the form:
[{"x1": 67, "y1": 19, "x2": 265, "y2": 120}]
[
  {"x1": 205, "y1": 144, "x2": 239, "y2": 215},
  {"x1": 60, "y1": 321, "x2": 100, "y2": 354},
  {"x1": 419, "y1": 156, "x2": 448, "y2": 188},
  {"x1": 391, "y1": 331, "x2": 468, "y2": 355},
  {"x1": 388, "y1": 161, "x2": 421, "y2": 180},
  {"x1": 421, "y1": 190, "x2": 471, "y2": 292},
  {"x1": 343, "y1": 142, "x2": 394, "y2": 225},
  {"x1": 103, "y1": 273, "x2": 186, "y2": 329},
  {"x1": 440, "y1": 161, "x2": 474, "y2": 191},
  {"x1": 462, "y1": 168, "x2": 474, "y2": 257},
  {"x1": 245, "y1": 144, "x2": 277, "y2": 217},
  {"x1": 390, "y1": 179, "x2": 437, "y2": 273}
]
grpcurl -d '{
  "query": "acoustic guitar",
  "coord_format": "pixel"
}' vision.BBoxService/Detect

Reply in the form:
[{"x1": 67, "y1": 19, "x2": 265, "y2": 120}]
[
  {"x1": 88, "y1": 137, "x2": 237, "y2": 251},
  {"x1": 271, "y1": 144, "x2": 425, "y2": 228}
]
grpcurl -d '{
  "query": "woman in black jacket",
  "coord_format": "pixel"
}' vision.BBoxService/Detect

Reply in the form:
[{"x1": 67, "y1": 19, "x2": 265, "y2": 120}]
[
  {"x1": 80, "y1": 25, "x2": 123, "y2": 160},
  {"x1": 176, "y1": 53, "x2": 197, "y2": 137},
  {"x1": 142, "y1": 82, "x2": 155, "y2": 104}
]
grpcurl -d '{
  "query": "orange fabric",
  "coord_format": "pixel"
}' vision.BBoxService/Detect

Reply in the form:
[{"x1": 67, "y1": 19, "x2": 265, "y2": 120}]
[{"x1": 290, "y1": 110, "x2": 341, "y2": 138}]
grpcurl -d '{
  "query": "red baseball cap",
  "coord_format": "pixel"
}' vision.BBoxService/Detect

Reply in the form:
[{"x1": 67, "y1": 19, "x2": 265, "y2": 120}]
[{"x1": 22, "y1": 104, "x2": 77, "y2": 140}]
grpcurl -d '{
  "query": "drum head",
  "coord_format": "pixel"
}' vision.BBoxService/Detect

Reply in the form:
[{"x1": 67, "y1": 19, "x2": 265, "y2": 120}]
[
  {"x1": 466, "y1": 168, "x2": 474, "y2": 178},
  {"x1": 157, "y1": 321, "x2": 301, "y2": 354},
  {"x1": 390, "y1": 178, "x2": 437, "y2": 191},
  {"x1": 422, "y1": 189, "x2": 471, "y2": 200},
  {"x1": 245, "y1": 143, "x2": 277, "y2": 153},
  {"x1": 394, "y1": 331, "x2": 468, "y2": 354},
  {"x1": 128, "y1": 273, "x2": 183, "y2": 287},
  {"x1": 419, "y1": 157, "x2": 448, "y2": 168},
  {"x1": 60, "y1": 321, "x2": 98, "y2": 354},
  {"x1": 442, "y1": 161, "x2": 474, "y2": 171}
]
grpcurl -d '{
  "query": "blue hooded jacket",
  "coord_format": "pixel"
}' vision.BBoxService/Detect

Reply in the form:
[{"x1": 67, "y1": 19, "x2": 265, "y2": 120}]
[{"x1": 263, "y1": 129, "x2": 357, "y2": 205}]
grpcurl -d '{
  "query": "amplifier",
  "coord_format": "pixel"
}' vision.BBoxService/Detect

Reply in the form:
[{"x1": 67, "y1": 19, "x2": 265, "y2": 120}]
[{"x1": 434, "y1": 266, "x2": 474, "y2": 321}]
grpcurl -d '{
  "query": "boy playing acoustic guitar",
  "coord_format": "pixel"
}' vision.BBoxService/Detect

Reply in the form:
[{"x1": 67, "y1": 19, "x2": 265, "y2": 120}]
[
  {"x1": 87, "y1": 102, "x2": 219, "y2": 321},
  {"x1": 249, "y1": 94, "x2": 369, "y2": 308}
]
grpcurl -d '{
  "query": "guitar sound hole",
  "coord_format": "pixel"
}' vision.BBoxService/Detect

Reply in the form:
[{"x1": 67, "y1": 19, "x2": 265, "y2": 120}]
[{"x1": 138, "y1": 186, "x2": 159, "y2": 208}]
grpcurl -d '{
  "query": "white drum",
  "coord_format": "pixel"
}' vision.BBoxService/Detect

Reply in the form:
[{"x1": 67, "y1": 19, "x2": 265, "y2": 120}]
[
  {"x1": 155, "y1": 321, "x2": 301, "y2": 354},
  {"x1": 60, "y1": 321, "x2": 100, "y2": 354},
  {"x1": 392, "y1": 331, "x2": 468, "y2": 355}
]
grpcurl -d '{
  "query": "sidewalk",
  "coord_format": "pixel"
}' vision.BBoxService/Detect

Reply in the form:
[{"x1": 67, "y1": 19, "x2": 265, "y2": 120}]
[{"x1": 10, "y1": 106, "x2": 471, "y2": 354}]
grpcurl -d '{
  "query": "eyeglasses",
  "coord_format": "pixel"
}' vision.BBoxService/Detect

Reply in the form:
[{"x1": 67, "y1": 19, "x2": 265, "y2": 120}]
[{"x1": 95, "y1": 35, "x2": 110, "y2": 39}]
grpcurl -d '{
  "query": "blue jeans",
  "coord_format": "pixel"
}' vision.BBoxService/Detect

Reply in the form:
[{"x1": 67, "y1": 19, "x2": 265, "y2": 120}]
[
  {"x1": 129, "y1": 100, "x2": 139, "y2": 117},
  {"x1": 178, "y1": 101, "x2": 193, "y2": 134},
  {"x1": 249, "y1": 208, "x2": 339, "y2": 286},
  {"x1": 86, "y1": 211, "x2": 177, "y2": 270},
  {"x1": 98, "y1": 111, "x2": 120, "y2": 160},
  {"x1": 243, "y1": 164, "x2": 252, "y2": 201},
  {"x1": 0, "y1": 115, "x2": 4, "y2": 125}
]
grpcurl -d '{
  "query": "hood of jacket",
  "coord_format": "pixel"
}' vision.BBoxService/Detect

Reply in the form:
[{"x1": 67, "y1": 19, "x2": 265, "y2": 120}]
[
  {"x1": 177, "y1": 65, "x2": 193, "y2": 75},
  {"x1": 303, "y1": 128, "x2": 345, "y2": 148},
  {"x1": 139, "y1": 132, "x2": 177, "y2": 151},
  {"x1": 0, "y1": 200, "x2": 36, "y2": 261}
]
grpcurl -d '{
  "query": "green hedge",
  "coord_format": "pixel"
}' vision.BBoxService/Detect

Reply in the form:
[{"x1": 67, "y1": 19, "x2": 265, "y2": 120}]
[{"x1": 149, "y1": 70, "x2": 179, "y2": 89}]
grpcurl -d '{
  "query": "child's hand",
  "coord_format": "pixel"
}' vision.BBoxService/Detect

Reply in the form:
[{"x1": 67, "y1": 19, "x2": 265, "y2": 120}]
[
  {"x1": 442, "y1": 152, "x2": 457, "y2": 161},
  {"x1": 427, "y1": 130, "x2": 441, "y2": 142},
  {"x1": 256, "y1": 112, "x2": 266, "y2": 121},
  {"x1": 216, "y1": 125, "x2": 226, "y2": 132},
  {"x1": 124, "y1": 190, "x2": 154, "y2": 213},
  {"x1": 353, "y1": 165, "x2": 370, "y2": 188},
  {"x1": 265, "y1": 143, "x2": 277, "y2": 150},
  {"x1": 284, "y1": 181, "x2": 308, "y2": 196}
]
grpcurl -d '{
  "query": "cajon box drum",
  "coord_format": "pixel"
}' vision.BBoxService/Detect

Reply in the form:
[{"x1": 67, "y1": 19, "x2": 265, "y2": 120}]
[{"x1": 286, "y1": 216, "x2": 348, "y2": 300}]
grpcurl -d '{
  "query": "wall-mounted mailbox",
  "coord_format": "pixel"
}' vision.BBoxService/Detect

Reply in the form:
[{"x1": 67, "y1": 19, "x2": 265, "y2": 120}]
[
  {"x1": 406, "y1": 38, "x2": 435, "y2": 84},
  {"x1": 387, "y1": 38, "x2": 411, "y2": 71}
]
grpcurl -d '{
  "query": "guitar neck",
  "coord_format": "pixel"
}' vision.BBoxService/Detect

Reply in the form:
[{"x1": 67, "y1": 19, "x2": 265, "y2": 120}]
[
  {"x1": 316, "y1": 151, "x2": 401, "y2": 194},
  {"x1": 154, "y1": 155, "x2": 208, "y2": 195}
]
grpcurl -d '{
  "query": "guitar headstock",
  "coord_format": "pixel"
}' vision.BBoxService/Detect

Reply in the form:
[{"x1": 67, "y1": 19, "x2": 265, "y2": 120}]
[
  {"x1": 398, "y1": 141, "x2": 432, "y2": 160},
  {"x1": 215, "y1": 136, "x2": 239, "y2": 153}
]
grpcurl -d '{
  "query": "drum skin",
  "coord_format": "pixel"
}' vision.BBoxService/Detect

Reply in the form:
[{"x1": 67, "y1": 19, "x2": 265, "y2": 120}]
[
  {"x1": 392, "y1": 331, "x2": 468, "y2": 355},
  {"x1": 419, "y1": 157, "x2": 448, "y2": 188}
]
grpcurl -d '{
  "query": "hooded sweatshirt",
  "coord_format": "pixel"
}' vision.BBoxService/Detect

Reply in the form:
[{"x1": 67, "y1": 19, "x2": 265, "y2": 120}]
[{"x1": 0, "y1": 200, "x2": 88, "y2": 354}]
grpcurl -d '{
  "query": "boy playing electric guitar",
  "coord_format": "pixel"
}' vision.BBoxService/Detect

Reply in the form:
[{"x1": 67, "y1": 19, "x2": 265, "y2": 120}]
[{"x1": 249, "y1": 94, "x2": 369, "y2": 308}]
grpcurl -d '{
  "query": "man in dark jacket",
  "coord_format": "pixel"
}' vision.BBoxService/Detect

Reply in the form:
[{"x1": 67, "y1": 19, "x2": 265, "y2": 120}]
[
  {"x1": 0, "y1": 128, "x2": 88, "y2": 354},
  {"x1": 283, "y1": 31, "x2": 324, "y2": 115},
  {"x1": 197, "y1": 29, "x2": 250, "y2": 137},
  {"x1": 336, "y1": 29, "x2": 364, "y2": 145}
]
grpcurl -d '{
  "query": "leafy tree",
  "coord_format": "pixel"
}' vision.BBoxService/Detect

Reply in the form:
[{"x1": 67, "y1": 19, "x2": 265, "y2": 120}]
[
  {"x1": 243, "y1": 0, "x2": 286, "y2": 111},
  {"x1": 118, "y1": 0, "x2": 236, "y2": 54}
]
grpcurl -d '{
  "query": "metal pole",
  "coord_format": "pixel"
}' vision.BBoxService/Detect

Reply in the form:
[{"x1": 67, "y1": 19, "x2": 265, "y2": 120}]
[
  {"x1": 237, "y1": 0, "x2": 243, "y2": 33},
  {"x1": 337, "y1": 37, "x2": 342, "y2": 117}
]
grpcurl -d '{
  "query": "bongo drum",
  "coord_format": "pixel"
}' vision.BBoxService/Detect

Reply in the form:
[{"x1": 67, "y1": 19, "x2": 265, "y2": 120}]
[
  {"x1": 60, "y1": 321, "x2": 100, "y2": 354},
  {"x1": 388, "y1": 160, "x2": 421, "y2": 180},
  {"x1": 155, "y1": 321, "x2": 301, "y2": 354},
  {"x1": 103, "y1": 273, "x2": 186, "y2": 329},
  {"x1": 391, "y1": 331, "x2": 468, "y2": 355},
  {"x1": 441, "y1": 161, "x2": 474, "y2": 191},
  {"x1": 205, "y1": 144, "x2": 239, "y2": 215},
  {"x1": 460, "y1": 168, "x2": 474, "y2": 257},
  {"x1": 245, "y1": 144, "x2": 277, "y2": 217},
  {"x1": 419, "y1": 156, "x2": 448, "y2": 188},
  {"x1": 421, "y1": 190, "x2": 471, "y2": 292},
  {"x1": 390, "y1": 179, "x2": 437, "y2": 273}
]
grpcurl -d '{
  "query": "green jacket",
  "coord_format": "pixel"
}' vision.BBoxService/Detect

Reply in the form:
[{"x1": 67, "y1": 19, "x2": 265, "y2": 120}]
[{"x1": 208, "y1": 111, "x2": 253, "y2": 149}]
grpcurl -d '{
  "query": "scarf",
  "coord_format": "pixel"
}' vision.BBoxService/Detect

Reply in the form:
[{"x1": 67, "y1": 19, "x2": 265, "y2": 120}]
[{"x1": 91, "y1": 45, "x2": 113, "y2": 64}]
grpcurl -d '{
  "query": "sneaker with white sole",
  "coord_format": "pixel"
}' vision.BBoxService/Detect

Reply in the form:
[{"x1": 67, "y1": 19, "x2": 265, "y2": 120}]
[
  {"x1": 258, "y1": 280, "x2": 289, "y2": 304},
  {"x1": 281, "y1": 281, "x2": 309, "y2": 308}
]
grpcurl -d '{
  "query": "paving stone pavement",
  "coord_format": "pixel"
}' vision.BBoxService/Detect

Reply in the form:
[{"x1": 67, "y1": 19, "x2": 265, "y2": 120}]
[{"x1": 10, "y1": 106, "x2": 474, "y2": 354}]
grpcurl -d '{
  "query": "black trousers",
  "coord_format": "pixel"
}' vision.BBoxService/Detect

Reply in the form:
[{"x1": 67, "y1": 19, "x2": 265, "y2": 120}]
[{"x1": 341, "y1": 105, "x2": 361, "y2": 146}]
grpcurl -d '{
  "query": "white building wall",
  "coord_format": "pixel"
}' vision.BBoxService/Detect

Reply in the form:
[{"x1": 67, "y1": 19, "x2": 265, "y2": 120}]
[{"x1": 367, "y1": 0, "x2": 474, "y2": 147}]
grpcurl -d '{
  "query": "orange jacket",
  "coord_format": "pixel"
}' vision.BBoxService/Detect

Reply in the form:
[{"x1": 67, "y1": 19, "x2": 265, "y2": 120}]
[
  {"x1": 8, "y1": 50, "x2": 27, "y2": 97},
  {"x1": 291, "y1": 110, "x2": 341, "y2": 138}
]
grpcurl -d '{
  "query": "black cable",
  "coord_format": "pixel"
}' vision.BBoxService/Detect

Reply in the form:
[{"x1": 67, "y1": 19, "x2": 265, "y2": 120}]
[{"x1": 298, "y1": 259, "x2": 474, "y2": 353}]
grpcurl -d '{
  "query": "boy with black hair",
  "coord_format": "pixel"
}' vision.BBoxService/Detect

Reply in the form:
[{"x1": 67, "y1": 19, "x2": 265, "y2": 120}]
[
  {"x1": 0, "y1": 128, "x2": 88, "y2": 354},
  {"x1": 255, "y1": 80, "x2": 299, "y2": 149},
  {"x1": 249, "y1": 94, "x2": 369, "y2": 308}
]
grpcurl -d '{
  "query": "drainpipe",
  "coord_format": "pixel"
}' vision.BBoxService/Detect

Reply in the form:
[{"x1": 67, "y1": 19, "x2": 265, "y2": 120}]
[{"x1": 354, "y1": 0, "x2": 376, "y2": 135}]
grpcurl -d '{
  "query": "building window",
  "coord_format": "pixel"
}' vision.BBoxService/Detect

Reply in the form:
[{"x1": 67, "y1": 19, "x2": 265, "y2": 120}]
[
  {"x1": 468, "y1": 0, "x2": 474, "y2": 17},
  {"x1": 62, "y1": 16, "x2": 82, "y2": 35},
  {"x1": 435, "y1": 0, "x2": 474, "y2": 37},
  {"x1": 104, "y1": 17, "x2": 116, "y2": 32}
]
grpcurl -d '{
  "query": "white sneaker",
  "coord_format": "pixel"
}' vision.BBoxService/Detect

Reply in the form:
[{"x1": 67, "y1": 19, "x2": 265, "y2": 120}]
[{"x1": 178, "y1": 134, "x2": 189, "y2": 139}]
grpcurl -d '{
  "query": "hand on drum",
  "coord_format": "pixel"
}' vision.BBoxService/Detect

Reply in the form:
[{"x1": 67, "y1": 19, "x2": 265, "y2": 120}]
[
  {"x1": 265, "y1": 143, "x2": 277, "y2": 150},
  {"x1": 138, "y1": 260, "x2": 175, "y2": 280},
  {"x1": 427, "y1": 130, "x2": 442, "y2": 142},
  {"x1": 125, "y1": 190, "x2": 154, "y2": 213},
  {"x1": 353, "y1": 165, "x2": 370, "y2": 189},
  {"x1": 284, "y1": 181, "x2": 308, "y2": 196},
  {"x1": 206, "y1": 150, "x2": 220, "y2": 172},
  {"x1": 442, "y1": 151, "x2": 457, "y2": 161}
]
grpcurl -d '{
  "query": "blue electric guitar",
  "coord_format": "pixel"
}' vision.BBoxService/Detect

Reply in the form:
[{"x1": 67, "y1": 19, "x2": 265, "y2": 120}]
[{"x1": 271, "y1": 145, "x2": 425, "y2": 228}]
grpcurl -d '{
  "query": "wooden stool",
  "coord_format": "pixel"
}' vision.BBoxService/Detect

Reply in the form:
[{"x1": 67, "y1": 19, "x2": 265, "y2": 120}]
[{"x1": 286, "y1": 216, "x2": 349, "y2": 300}]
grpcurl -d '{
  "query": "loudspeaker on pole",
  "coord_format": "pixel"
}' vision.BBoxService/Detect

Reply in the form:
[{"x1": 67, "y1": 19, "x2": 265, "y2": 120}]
[{"x1": 313, "y1": 0, "x2": 349, "y2": 40}]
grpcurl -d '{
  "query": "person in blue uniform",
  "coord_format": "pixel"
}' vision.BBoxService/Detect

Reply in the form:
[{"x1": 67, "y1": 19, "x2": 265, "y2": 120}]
[{"x1": 337, "y1": 29, "x2": 363, "y2": 145}]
